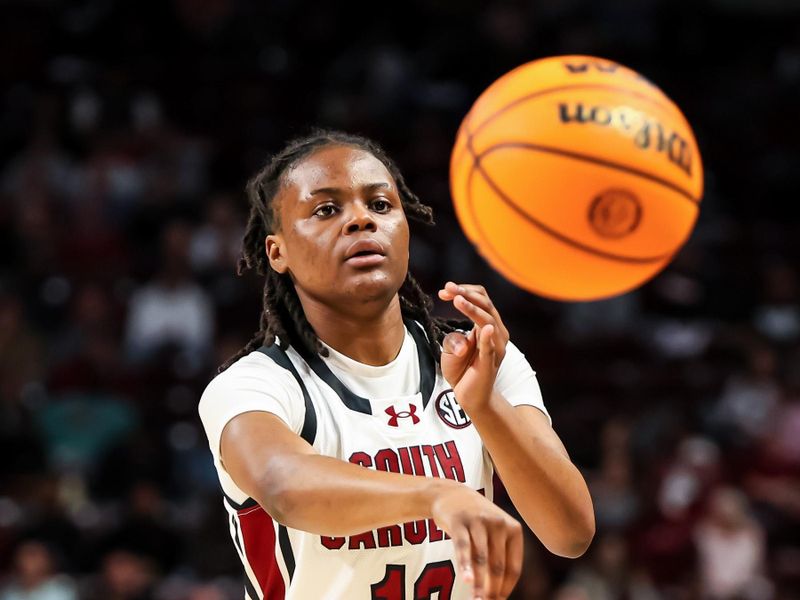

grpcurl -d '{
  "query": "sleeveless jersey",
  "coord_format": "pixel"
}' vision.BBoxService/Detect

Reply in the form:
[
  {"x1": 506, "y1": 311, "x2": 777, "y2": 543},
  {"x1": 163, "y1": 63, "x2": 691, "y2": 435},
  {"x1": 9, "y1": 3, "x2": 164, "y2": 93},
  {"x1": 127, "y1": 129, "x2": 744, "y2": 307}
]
[{"x1": 199, "y1": 320, "x2": 549, "y2": 600}]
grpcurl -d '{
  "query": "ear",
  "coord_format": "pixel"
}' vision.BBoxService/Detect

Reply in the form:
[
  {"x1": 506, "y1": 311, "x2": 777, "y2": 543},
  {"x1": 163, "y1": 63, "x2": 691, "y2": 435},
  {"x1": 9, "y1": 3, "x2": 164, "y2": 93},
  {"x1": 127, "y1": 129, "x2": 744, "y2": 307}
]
[{"x1": 265, "y1": 234, "x2": 289, "y2": 274}]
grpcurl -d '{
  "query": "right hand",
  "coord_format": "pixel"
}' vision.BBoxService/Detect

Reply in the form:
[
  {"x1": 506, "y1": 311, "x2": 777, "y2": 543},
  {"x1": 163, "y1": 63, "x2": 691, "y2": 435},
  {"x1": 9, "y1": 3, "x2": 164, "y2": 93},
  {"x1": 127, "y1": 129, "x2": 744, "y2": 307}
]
[{"x1": 429, "y1": 482, "x2": 523, "y2": 600}]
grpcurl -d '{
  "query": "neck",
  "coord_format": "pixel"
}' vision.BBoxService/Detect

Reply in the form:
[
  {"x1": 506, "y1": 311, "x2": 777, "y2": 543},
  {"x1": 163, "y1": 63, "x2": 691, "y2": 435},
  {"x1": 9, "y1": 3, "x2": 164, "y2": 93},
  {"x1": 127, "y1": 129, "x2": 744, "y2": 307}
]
[{"x1": 297, "y1": 292, "x2": 406, "y2": 366}]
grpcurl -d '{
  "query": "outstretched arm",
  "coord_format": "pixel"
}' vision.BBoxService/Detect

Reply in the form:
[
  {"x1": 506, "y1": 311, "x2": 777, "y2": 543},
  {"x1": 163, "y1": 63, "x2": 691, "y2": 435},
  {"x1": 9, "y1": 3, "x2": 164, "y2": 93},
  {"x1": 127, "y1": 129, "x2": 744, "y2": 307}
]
[
  {"x1": 472, "y1": 397, "x2": 594, "y2": 558},
  {"x1": 438, "y1": 282, "x2": 595, "y2": 558},
  {"x1": 221, "y1": 410, "x2": 523, "y2": 599}
]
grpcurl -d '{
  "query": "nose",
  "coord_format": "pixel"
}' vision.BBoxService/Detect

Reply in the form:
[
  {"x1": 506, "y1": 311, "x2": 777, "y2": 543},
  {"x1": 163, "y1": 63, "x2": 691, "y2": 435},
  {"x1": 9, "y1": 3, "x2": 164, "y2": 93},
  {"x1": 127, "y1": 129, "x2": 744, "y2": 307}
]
[{"x1": 343, "y1": 201, "x2": 377, "y2": 234}]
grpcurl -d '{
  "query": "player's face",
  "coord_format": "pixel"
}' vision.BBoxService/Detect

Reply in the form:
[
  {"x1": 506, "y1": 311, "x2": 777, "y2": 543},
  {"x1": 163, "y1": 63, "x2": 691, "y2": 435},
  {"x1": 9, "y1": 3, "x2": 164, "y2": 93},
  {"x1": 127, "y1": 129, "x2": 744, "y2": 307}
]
[{"x1": 267, "y1": 145, "x2": 410, "y2": 308}]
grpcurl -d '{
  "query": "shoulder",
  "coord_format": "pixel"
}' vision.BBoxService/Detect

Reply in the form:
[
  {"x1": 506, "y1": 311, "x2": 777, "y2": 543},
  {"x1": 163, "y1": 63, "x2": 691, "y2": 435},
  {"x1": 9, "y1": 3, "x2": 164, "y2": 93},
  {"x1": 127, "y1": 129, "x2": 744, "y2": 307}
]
[
  {"x1": 500, "y1": 339, "x2": 537, "y2": 374},
  {"x1": 198, "y1": 346, "x2": 309, "y2": 447},
  {"x1": 199, "y1": 349, "x2": 303, "y2": 414},
  {"x1": 494, "y1": 339, "x2": 549, "y2": 422},
  {"x1": 495, "y1": 339, "x2": 540, "y2": 390}
]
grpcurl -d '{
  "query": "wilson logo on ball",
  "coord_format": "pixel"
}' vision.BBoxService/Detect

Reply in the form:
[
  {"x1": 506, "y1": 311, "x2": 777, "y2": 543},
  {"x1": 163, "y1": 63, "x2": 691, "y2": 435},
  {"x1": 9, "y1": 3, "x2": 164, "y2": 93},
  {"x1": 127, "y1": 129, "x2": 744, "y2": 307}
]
[
  {"x1": 435, "y1": 390, "x2": 471, "y2": 429},
  {"x1": 558, "y1": 103, "x2": 693, "y2": 175}
]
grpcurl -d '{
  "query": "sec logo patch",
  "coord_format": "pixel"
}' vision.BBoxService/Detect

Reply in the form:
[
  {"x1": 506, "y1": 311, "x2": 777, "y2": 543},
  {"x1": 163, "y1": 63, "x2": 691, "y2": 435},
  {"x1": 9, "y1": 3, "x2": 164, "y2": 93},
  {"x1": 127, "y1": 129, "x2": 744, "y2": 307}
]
[{"x1": 435, "y1": 389, "x2": 471, "y2": 429}]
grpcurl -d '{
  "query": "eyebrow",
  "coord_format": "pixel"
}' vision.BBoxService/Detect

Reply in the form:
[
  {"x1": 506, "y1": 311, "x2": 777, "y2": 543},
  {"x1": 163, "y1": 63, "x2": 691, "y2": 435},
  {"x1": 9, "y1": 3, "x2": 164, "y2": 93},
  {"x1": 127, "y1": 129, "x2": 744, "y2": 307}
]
[{"x1": 308, "y1": 182, "x2": 391, "y2": 197}]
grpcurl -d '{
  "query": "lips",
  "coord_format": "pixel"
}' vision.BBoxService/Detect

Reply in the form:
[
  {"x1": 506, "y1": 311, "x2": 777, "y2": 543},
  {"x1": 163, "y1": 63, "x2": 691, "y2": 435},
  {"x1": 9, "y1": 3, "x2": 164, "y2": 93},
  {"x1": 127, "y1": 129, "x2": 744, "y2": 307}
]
[{"x1": 344, "y1": 239, "x2": 385, "y2": 261}]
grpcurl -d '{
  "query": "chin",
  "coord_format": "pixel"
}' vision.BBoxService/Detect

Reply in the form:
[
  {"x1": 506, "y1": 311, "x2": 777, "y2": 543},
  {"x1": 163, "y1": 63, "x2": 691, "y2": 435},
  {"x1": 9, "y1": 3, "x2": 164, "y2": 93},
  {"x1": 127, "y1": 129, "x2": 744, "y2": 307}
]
[{"x1": 345, "y1": 271, "x2": 401, "y2": 303}]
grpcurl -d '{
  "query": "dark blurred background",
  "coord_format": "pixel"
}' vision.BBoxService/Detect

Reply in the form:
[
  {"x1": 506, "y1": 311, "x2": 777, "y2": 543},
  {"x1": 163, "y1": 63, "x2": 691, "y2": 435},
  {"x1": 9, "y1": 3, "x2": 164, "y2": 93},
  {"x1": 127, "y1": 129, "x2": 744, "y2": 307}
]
[{"x1": 1, "y1": 0, "x2": 800, "y2": 599}]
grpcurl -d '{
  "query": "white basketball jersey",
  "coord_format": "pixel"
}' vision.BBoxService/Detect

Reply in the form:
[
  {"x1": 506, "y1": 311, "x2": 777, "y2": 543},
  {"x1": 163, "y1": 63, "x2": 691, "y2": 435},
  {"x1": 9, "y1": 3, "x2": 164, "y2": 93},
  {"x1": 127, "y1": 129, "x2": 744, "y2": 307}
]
[{"x1": 199, "y1": 320, "x2": 548, "y2": 600}]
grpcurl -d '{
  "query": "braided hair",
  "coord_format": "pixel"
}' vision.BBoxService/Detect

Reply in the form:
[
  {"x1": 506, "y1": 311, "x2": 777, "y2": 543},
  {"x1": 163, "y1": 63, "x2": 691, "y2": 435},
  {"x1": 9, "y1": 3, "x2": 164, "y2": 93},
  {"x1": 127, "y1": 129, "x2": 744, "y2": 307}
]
[{"x1": 219, "y1": 129, "x2": 462, "y2": 372}]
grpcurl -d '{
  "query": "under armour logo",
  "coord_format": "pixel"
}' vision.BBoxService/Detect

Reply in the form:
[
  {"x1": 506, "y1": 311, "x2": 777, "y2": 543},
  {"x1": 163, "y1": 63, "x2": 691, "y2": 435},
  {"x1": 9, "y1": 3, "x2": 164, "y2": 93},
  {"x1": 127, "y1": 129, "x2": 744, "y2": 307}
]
[{"x1": 385, "y1": 404, "x2": 420, "y2": 427}]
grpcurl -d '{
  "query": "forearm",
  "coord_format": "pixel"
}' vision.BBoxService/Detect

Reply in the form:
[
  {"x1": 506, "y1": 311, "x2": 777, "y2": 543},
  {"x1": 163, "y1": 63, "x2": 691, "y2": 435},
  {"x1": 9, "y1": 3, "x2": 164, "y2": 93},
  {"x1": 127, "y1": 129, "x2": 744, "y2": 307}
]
[
  {"x1": 469, "y1": 391, "x2": 595, "y2": 558},
  {"x1": 257, "y1": 452, "x2": 455, "y2": 536}
]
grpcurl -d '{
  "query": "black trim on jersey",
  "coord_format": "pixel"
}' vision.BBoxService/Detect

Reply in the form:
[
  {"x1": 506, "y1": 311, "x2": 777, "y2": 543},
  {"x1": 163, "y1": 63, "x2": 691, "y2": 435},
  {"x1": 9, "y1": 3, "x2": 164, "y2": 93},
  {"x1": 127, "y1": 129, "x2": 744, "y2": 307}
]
[
  {"x1": 293, "y1": 342, "x2": 373, "y2": 415},
  {"x1": 243, "y1": 575, "x2": 259, "y2": 600},
  {"x1": 258, "y1": 344, "x2": 318, "y2": 445},
  {"x1": 231, "y1": 514, "x2": 261, "y2": 600},
  {"x1": 405, "y1": 318, "x2": 436, "y2": 408},
  {"x1": 278, "y1": 524, "x2": 295, "y2": 581},
  {"x1": 231, "y1": 514, "x2": 245, "y2": 555},
  {"x1": 292, "y1": 318, "x2": 437, "y2": 414},
  {"x1": 223, "y1": 492, "x2": 258, "y2": 511}
]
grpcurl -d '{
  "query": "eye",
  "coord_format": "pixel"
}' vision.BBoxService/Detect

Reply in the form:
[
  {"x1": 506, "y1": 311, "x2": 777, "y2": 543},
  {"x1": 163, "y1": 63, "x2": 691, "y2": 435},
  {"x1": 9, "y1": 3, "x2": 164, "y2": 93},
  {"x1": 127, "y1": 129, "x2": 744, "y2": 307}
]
[
  {"x1": 371, "y1": 198, "x2": 392, "y2": 213},
  {"x1": 313, "y1": 204, "x2": 338, "y2": 218}
]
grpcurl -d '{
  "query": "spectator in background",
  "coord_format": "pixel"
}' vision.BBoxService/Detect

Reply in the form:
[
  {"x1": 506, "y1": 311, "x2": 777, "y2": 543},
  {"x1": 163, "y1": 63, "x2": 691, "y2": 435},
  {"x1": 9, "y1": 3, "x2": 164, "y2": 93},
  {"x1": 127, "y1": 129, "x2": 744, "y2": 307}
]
[
  {"x1": 742, "y1": 380, "x2": 800, "y2": 579},
  {"x1": 36, "y1": 342, "x2": 138, "y2": 474},
  {"x1": 561, "y1": 533, "x2": 661, "y2": 600},
  {"x1": 189, "y1": 193, "x2": 244, "y2": 276},
  {"x1": 635, "y1": 436, "x2": 722, "y2": 588},
  {"x1": 552, "y1": 583, "x2": 592, "y2": 600},
  {"x1": 125, "y1": 221, "x2": 214, "y2": 365},
  {"x1": 0, "y1": 289, "x2": 43, "y2": 419},
  {"x1": 97, "y1": 481, "x2": 182, "y2": 575},
  {"x1": 34, "y1": 388, "x2": 138, "y2": 474},
  {"x1": 49, "y1": 283, "x2": 120, "y2": 367},
  {"x1": 0, "y1": 96, "x2": 72, "y2": 206},
  {"x1": 185, "y1": 584, "x2": 228, "y2": 600},
  {"x1": 694, "y1": 487, "x2": 771, "y2": 600},
  {"x1": 589, "y1": 418, "x2": 641, "y2": 532},
  {"x1": 80, "y1": 549, "x2": 156, "y2": 600},
  {"x1": 706, "y1": 341, "x2": 781, "y2": 448},
  {"x1": 508, "y1": 537, "x2": 552, "y2": 600},
  {"x1": 753, "y1": 262, "x2": 800, "y2": 346},
  {"x1": 0, "y1": 540, "x2": 76, "y2": 600},
  {"x1": 6, "y1": 193, "x2": 62, "y2": 288}
]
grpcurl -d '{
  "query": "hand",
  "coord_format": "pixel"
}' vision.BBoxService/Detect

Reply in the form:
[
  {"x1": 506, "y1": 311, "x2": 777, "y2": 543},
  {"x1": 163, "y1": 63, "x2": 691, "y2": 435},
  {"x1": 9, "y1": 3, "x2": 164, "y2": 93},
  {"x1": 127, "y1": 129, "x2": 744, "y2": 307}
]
[
  {"x1": 437, "y1": 282, "x2": 510, "y2": 413},
  {"x1": 429, "y1": 480, "x2": 523, "y2": 600}
]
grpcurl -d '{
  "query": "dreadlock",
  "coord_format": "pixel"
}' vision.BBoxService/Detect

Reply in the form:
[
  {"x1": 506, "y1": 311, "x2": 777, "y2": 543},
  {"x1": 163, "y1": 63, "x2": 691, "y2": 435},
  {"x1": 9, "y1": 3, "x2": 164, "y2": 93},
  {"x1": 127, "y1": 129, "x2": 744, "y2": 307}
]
[{"x1": 219, "y1": 129, "x2": 464, "y2": 372}]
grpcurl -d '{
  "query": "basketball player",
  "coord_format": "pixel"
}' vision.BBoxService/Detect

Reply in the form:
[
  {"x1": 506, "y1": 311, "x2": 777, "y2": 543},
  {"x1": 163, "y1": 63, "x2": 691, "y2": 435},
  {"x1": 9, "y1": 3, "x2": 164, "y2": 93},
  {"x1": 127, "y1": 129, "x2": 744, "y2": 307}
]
[{"x1": 199, "y1": 130, "x2": 594, "y2": 600}]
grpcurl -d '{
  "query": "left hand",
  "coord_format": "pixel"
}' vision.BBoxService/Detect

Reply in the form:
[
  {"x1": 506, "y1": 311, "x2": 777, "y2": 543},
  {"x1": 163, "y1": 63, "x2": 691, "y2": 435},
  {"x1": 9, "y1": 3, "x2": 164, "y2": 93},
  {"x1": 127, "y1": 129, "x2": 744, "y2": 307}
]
[{"x1": 437, "y1": 282, "x2": 510, "y2": 414}]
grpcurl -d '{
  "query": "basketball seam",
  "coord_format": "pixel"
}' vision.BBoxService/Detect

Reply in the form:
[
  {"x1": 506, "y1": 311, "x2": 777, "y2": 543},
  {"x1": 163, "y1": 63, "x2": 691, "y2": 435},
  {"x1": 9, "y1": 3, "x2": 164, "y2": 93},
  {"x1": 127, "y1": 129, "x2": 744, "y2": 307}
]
[
  {"x1": 450, "y1": 110, "x2": 476, "y2": 185},
  {"x1": 463, "y1": 128, "x2": 676, "y2": 265},
  {"x1": 466, "y1": 155, "x2": 668, "y2": 301},
  {"x1": 465, "y1": 160, "x2": 555, "y2": 293},
  {"x1": 478, "y1": 142, "x2": 700, "y2": 205}
]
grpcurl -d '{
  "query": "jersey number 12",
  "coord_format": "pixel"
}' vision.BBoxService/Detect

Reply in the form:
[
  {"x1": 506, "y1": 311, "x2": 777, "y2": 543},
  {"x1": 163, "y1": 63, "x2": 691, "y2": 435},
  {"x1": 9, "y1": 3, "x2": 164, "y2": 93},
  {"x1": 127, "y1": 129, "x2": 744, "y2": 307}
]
[{"x1": 371, "y1": 561, "x2": 456, "y2": 599}]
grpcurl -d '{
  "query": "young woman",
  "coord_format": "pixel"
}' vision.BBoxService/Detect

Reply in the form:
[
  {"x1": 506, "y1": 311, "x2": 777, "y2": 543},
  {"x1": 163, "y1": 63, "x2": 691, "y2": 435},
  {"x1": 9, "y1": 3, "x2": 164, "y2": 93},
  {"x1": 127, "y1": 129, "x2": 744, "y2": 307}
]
[{"x1": 199, "y1": 130, "x2": 594, "y2": 600}]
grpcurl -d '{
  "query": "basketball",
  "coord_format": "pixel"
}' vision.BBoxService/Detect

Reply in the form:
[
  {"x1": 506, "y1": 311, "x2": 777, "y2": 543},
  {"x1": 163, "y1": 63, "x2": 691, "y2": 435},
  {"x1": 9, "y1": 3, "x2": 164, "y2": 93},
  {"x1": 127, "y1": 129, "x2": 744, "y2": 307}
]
[{"x1": 450, "y1": 55, "x2": 704, "y2": 301}]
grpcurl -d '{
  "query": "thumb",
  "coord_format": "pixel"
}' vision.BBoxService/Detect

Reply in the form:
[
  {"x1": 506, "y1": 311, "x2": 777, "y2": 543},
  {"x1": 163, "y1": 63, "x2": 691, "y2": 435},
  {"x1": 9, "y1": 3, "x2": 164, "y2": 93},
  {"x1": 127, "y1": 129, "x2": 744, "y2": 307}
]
[{"x1": 442, "y1": 331, "x2": 470, "y2": 357}]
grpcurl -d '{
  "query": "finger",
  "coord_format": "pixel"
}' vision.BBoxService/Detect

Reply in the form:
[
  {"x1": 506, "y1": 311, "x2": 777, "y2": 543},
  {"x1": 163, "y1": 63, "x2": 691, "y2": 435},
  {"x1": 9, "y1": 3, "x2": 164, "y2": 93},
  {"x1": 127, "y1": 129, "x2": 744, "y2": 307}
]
[
  {"x1": 441, "y1": 281, "x2": 487, "y2": 302},
  {"x1": 453, "y1": 295, "x2": 494, "y2": 328},
  {"x1": 438, "y1": 281, "x2": 462, "y2": 301},
  {"x1": 451, "y1": 524, "x2": 474, "y2": 585},
  {"x1": 442, "y1": 331, "x2": 471, "y2": 357},
  {"x1": 478, "y1": 324, "x2": 495, "y2": 359},
  {"x1": 445, "y1": 283, "x2": 509, "y2": 342},
  {"x1": 500, "y1": 523, "x2": 524, "y2": 599},
  {"x1": 446, "y1": 282, "x2": 486, "y2": 302},
  {"x1": 452, "y1": 285, "x2": 509, "y2": 338},
  {"x1": 441, "y1": 282, "x2": 483, "y2": 304},
  {"x1": 486, "y1": 525, "x2": 508, "y2": 600},
  {"x1": 469, "y1": 523, "x2": 489, "y2": 600}
]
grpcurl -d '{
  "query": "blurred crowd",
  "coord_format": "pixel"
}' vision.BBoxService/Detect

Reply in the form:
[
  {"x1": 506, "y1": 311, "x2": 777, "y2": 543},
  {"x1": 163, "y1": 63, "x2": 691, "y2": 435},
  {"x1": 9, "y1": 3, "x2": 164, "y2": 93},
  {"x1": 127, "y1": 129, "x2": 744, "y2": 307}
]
[{"x1": 1, "y1": 0, "x2": 800, "y2": 599}]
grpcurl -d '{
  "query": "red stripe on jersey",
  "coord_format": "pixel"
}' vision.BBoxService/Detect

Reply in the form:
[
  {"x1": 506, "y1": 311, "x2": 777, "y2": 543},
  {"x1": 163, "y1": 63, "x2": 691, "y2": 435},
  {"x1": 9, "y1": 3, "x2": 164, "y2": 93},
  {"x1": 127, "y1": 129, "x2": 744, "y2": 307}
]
[{"x1": 237, "y1": 505, "x2": 286, "y2": 599}]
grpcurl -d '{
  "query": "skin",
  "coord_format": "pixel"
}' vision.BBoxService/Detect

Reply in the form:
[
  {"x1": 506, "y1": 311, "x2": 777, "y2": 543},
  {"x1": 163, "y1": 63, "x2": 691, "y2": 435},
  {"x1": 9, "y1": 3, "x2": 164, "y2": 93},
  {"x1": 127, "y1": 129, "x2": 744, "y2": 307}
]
[{"x1": 221, "y1": 145, "x2": 595, "y2": 600}]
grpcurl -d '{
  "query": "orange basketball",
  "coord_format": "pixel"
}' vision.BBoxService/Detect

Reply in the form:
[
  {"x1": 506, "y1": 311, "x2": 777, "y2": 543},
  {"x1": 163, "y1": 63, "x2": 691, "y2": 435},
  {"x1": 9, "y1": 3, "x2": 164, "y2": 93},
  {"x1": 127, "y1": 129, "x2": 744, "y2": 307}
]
[{"x1": 450, "y1": 55, "x2": 704, "y2": 301}]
